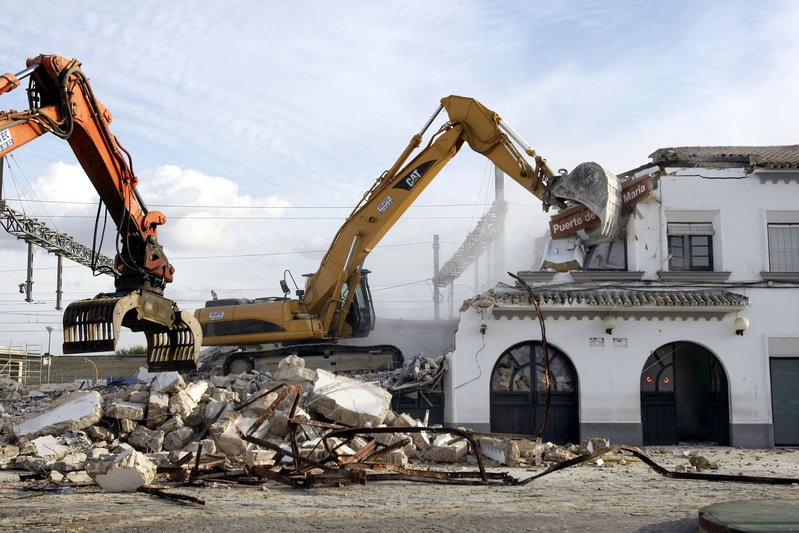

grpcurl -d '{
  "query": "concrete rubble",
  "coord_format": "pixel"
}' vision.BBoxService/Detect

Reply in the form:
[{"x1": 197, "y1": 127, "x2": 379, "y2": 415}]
[{"x1": 0, "y1": 354, "x2": 647, "y2": 493}]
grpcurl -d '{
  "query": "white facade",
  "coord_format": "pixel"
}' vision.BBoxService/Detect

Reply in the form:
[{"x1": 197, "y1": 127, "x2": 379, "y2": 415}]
[{"x1": 445, "y1": 147, "x2": 799, "y2": 448}]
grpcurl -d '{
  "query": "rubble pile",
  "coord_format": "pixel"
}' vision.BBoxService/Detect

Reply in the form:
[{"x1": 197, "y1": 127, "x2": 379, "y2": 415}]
[{"x1": 0, "y1": 357, "x2": 634, "y2": 492}]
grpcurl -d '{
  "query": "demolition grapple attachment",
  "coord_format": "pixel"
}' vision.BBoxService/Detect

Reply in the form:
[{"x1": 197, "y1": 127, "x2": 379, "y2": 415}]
[
  {"x1": 63, "y1": 290, "x2": 201, "y2": 372},
  {"x1": 549, "y1": 161, "x2": 622, "y2": 238}
]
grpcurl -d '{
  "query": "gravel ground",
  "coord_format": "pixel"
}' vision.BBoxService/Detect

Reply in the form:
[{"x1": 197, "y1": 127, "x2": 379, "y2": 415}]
[{"x1": 0, "y1": 446, "x2": 798, "y2": 532}]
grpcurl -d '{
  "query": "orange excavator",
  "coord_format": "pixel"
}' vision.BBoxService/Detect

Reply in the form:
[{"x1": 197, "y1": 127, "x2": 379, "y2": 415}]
[{"x1": 0, "y1": 54, "x2": 200, "y2": 371}]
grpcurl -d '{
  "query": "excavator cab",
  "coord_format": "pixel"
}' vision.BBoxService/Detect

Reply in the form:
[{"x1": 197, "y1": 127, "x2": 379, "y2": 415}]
[{"x1": 344, "y1": 271, "x2": 376, "y2": 338}]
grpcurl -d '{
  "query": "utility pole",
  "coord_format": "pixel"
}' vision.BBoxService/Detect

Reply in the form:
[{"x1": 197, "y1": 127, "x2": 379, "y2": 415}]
[
  {"x1": 45, "y1": 325, "x2": 55, "y2": 384},
  {"x1": 433, "y1": 234, "x2": 440, "y2": 320}
]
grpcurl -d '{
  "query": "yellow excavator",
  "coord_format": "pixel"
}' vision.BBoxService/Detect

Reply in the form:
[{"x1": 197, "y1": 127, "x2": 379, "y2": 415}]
[
  {"x1": 0, "y1": 55, "x2": 201, "y2": 371},
  {"x1": 195, "y1": 96, "x2": 622, "y2": 374}
]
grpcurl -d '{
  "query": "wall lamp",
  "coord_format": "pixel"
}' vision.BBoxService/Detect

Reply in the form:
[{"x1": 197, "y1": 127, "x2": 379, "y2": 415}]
[
  {"x1": 734, "y1": 316, "x2": 749, "y2": 336},
  {"x1": 602, "y1": 315, "x2": 617, "y2": 335}
]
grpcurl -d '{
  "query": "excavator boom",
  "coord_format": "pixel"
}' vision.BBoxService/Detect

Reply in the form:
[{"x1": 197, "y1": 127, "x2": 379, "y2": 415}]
[{"x1": 0, "y1": 55, "x2": 200, "y2": 371}]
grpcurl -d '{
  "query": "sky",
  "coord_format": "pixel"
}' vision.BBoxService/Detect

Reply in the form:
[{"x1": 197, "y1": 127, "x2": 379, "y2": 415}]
[{"x1": 0, "y1": 0, "x2": 797, "y2": 355}]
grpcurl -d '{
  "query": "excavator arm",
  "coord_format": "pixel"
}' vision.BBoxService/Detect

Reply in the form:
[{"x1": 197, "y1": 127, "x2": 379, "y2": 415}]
[
  {"x1": 305, "y1": 95, "x2": 620, "y2": 336},
  {"x1": 0, "y1": 55, "x2": 200, "y2": 371},
  {"x1": 197, "y1": 95, "x2": 621, "y2": 346}
]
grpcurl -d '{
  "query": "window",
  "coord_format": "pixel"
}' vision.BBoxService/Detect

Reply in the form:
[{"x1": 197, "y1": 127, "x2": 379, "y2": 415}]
[
  {"x1": 667, "y1": 223, "x2": 713, "y2": 271},
  {"x1": 585, "y1": 238, "x2": 627, "y2": 270},
  {"x1": 768, "y1": 224, "x2": 799, "y2": 272}
]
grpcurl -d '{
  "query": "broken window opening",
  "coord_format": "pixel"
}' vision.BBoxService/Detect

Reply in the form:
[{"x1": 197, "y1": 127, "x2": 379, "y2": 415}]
[{"x1": 585, "y1": 238, "x2": 627, "y2": 271}]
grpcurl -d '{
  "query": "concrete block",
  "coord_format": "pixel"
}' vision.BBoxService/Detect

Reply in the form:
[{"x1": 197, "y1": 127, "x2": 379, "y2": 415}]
[
  {"x1": 105, "y1": 401, "x2": 147, "y2": 421},
  {"x1": 424, "y1": 439, "x2": 468, "y2": 463},
  {"x1": 158, "y1": 416, "x2": 184, "y2": 435},
  {"x1": 376, "y1": 449, "x2": 407, "y2": 466},
  {"x1": 210, "y1": 409, "x2": 255, "y2": 457},
  {"x1": 245, "y1": 448, "x2": 276, "y2": 467},
  {"x1": 185, "y1": 381, "x2": 208, "y2": 403},
  {"x1": 242, "y1": 391, "x2": 279, "y2": 417},
  {"x1": 183, "y1": 438, "x2": 216, "y2": 454},
  {"x1": 168, "y1": 389, "x2": 197, "y2": 418},
  {"x1": 127, "y1": 390, "x2": 150, "y2": 404},
  {"x1": 128, "y1": 426, "x2": 165, "y2": 453},
  {"x1": 392, "y1": 413, "x2": 418, "y2": 428},
  {"x1": 86, "y1": 425, "x2": 115, "y2": 442},
  {"x1": 203, "y1": 400, "x2": 231, "y2": 424},
  {"x1": 87, "y1": 448, "x2": 156, "y2": 492},
  {"x1": 0, "y1": 444, "x2": 19, "y2": 464},
  {"x1": 163, "y1": 427, "x2": 194, "y2": 451},
  {"x1": 478, "y1": 436, "x2": 521, "y2": 466},
  {"x1": 119, "y1": 419, "x2": 138, "y2": 435},
  {"x1": 146, "y1": 392, "x2": 169, "y2": 428},
  {"x1": 13, "y1": 391, "x2": 103, "y2": 439}
]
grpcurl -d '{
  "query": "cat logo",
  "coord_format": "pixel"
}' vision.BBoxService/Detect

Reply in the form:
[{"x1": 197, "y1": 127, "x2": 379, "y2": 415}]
[{"x1": 393, "y1": 160, "x2": 435, "y2": 191}]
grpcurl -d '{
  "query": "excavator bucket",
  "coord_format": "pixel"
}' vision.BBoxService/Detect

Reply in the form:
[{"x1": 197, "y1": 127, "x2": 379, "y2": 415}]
[
  {"x1": 63, "y1": 290, "x2": 201, "y2": 372},
  {"x1": 549, "y1": 162, "x2": 622, "y2": 238}
]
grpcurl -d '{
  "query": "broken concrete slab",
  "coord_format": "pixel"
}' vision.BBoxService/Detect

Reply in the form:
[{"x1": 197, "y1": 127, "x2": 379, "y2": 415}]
[
  {"x1": 309, "y1": 369, "x2": 391, "y2": 427},
  {"x1": 86, "y1": 448, "x2": 156, "y2": 492},
  {"x1": 184, "y1": 380, "x2": 208, "y2": 403},
  {"x1": 13, "y1": 391, "x2": 103, "y2": 439},
  {"x1": 31, "y1": 435, "x2": 71, "y2": 461},
  {"x1": 105, "y1": 401, "x2": 146, "y2": 421},
  {"x1": 51, "y1": 452, "x2": 88, "y2": 473},
  {"x1": 168, "y1": 389, "x2": 198, "y2": 419},
  {"x1": 149, "y1": 371, "x2": 185, "y2": 394},
  {"x1": 274, "y1": 365, "x2": 317, "y2": 385},
  {"x1": 478, "y1": 436, "x2": 521, "y2": 466}
]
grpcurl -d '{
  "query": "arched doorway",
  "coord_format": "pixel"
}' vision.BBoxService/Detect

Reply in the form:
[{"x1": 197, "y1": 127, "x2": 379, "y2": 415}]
[
  {"x1": 640, "y1": 342, "x2": 730, "y2": 445},
  {"x1": 490, "y1": 341, "x2": 579, "y2": 444}
]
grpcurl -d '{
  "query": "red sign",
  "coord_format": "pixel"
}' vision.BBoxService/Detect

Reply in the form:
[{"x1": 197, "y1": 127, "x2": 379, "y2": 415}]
[
  {"x1": 549, "y1": 174, "x2": 652, "y2": 239},
  {"x1": 645, "y1": 375, "x2": 653, "y2": 384}
]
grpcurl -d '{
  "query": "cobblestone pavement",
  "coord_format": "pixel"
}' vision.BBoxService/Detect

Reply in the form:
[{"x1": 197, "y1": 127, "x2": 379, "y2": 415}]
[{"x1": 1, "y1": 446, "x2": 797, "y2": 532}]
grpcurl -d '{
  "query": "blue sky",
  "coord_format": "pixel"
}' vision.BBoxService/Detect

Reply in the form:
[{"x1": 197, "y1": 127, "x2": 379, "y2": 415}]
[{"x1": 0, "y1": 1, "x2": 796, "y2": 353}]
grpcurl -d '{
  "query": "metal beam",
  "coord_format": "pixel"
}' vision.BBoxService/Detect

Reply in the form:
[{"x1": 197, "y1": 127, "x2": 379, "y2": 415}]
[{"x1": 0, "y1": 200, "x2": 114, "y2": 273}]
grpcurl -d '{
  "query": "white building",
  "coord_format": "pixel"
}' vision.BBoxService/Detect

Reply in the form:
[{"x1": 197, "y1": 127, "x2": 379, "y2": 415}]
[{"x1": 445, "y1": 146, "x2": 799, "y2": 448}]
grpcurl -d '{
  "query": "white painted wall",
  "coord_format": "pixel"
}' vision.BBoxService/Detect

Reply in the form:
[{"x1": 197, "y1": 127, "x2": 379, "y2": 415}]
[{"x1": 446, "y1": 166, "x2": 799, "y2": 446}]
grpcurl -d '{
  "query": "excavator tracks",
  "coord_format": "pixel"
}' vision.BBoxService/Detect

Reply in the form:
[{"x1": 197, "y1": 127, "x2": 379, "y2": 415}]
[{"x1": 216, "y1": 343, "x2": 403, "y2": 376}]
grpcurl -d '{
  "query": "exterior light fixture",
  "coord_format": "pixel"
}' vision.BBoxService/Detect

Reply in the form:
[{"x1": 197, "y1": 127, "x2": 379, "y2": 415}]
[
  {"x1": 602, "y1": 316, "x2": 617, "y2": 335},
  {"x1": 479, "y1": 323, "x2": 487, "y2": 335},
  {"x1": 734, "y1": 316, "x2": 749, "y2": 336}
]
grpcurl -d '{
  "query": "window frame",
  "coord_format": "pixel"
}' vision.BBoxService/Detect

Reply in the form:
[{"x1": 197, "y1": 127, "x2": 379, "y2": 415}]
[
  {"x1": 667, "y1": 223, "x2": 714, "y2": 272},
  {"x1": 767, "y1": 223, "x2": 799, "y2": 273}
]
